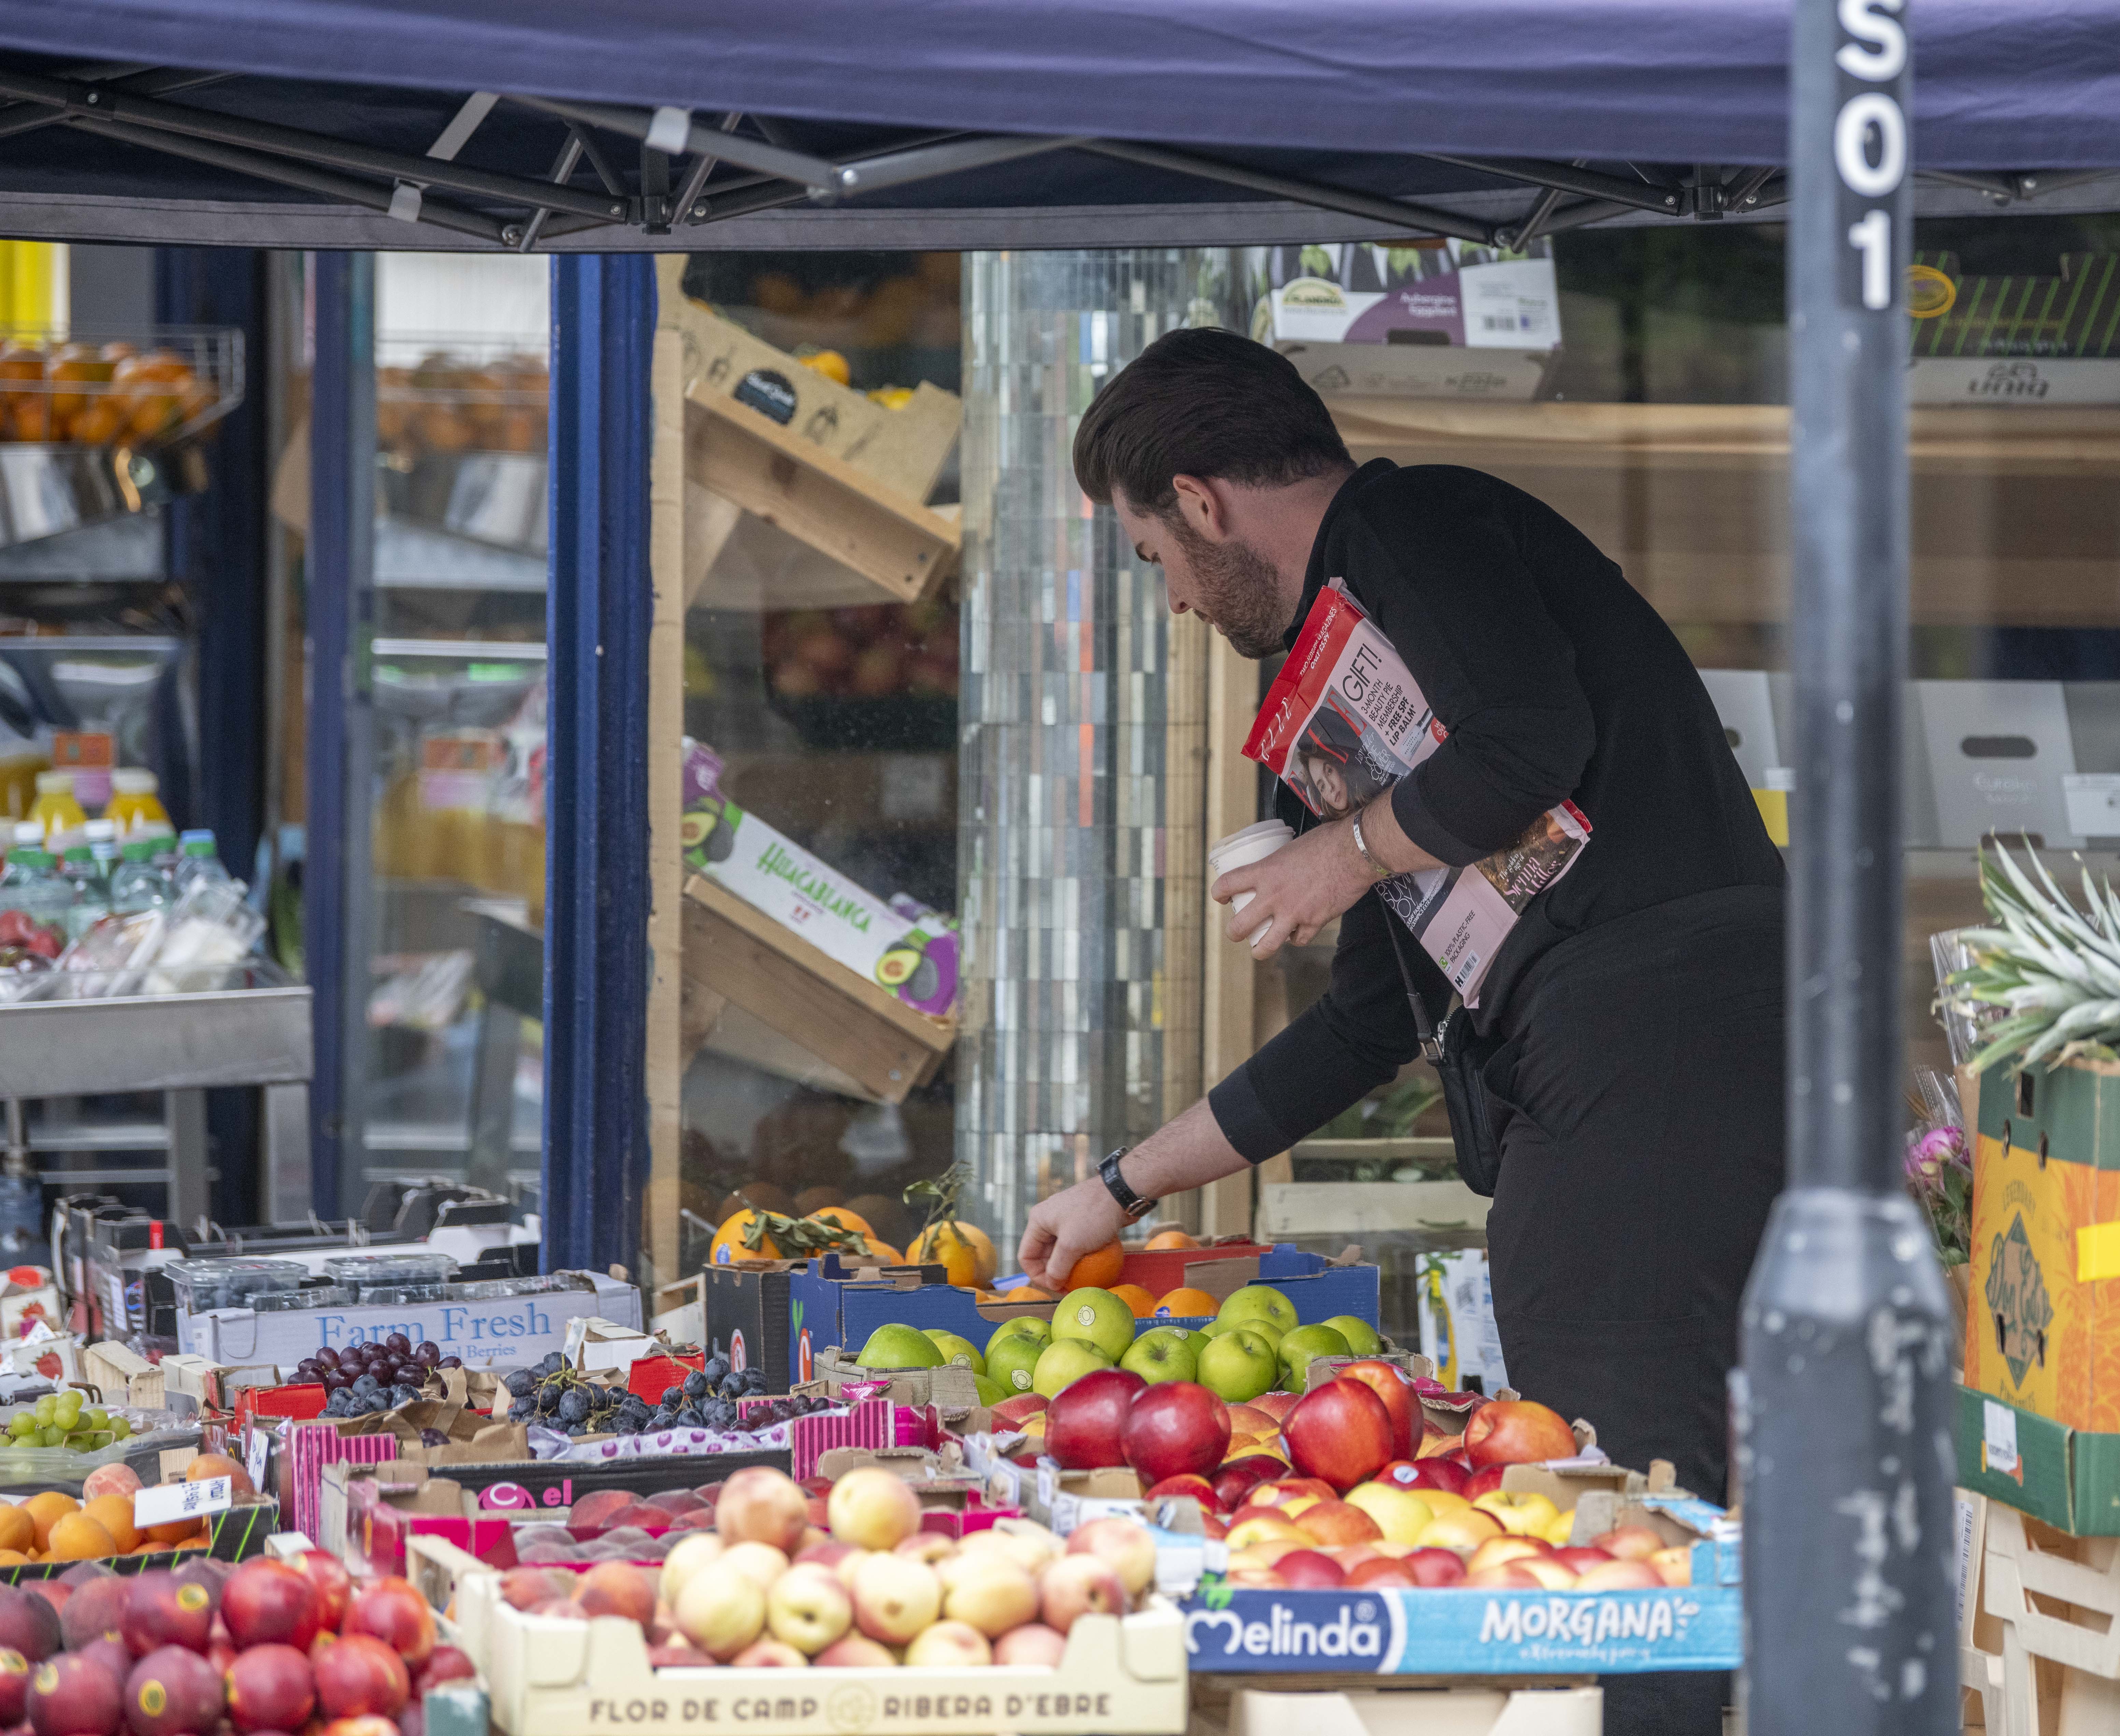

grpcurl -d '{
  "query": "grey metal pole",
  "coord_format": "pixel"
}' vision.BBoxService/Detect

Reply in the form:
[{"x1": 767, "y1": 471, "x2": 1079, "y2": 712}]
[{"x1": 1737, "y1": 2, "x2": 1957, "y2": 1731}]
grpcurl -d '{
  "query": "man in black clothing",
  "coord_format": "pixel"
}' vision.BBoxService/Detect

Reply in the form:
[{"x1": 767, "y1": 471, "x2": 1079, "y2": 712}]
[{"x1": 1018, "y1": 332, "x2": 1784, "y2": 1719}]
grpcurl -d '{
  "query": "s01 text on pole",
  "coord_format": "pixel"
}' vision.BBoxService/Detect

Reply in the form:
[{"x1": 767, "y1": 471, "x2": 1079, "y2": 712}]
[{"x1": 1737, "y1": 2, "x2": 1957, "y2": 1732}]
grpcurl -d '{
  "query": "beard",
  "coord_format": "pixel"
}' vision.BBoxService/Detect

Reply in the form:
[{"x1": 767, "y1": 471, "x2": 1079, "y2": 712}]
[{"x1": 1166, "y1": 519, "x2": 1291, "y2": 658}]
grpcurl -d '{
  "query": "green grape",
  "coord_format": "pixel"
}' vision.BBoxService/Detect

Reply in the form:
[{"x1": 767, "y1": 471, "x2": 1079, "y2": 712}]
[
  {"x1": 6, "y1": 1413, "x2": 35, "y2": 1439},
  {"x1": 108, "y1": 1417, "x2": 130, "y2": 1441},
  {"x1": 78, "y1": 1431, "x2": 110, "y2": 1452},
  {"x1": 31, "y1": 1396, "x2": 54, "y2": 1427},
  {"x1": 37, "y1": 1426, "x2": 62, "y2": 1448},
  {"x1": 53, "y1": 1399, "x2": 81, "y2": 1430},
  {"x1": 84, "y1": 1409, "x2": 108, "y2": 1432}
]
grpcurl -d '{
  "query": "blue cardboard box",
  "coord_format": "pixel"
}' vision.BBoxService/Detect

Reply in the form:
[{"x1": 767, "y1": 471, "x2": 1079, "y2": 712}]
[{"x1": 1179, "y1": 1557, "x2": 1739, "y2": 1675}]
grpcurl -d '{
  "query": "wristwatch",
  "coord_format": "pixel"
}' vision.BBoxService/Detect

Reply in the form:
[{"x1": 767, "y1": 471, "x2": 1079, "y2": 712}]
[
  {"x1": 1350, "y1": 804, "x2": 1394, "y2": 881},
  {"x1": 1098, "y1": 1148, "x2": 1158, "y2": 1221}
]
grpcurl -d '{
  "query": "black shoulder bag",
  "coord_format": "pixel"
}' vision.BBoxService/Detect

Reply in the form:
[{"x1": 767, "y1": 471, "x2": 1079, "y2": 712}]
[{"x1": 1379, "y1": 895, "x2": 1507, "y2": 1197}]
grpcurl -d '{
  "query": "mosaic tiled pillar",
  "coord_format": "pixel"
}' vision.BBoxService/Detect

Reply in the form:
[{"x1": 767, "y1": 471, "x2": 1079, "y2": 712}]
[{"x1": 957, "y1": 250, "x2": 1238, "y2": 1243}]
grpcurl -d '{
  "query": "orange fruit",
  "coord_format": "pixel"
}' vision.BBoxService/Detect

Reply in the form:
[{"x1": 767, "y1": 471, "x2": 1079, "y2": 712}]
[
  {"x1": 1003, "y1": 1285, "x2": 1049, "y2": 1302},
  {"x1": 907, "y1": 1221, "x2": 997, "y2": 1289},
  {"x1": 855, "y1": 1238, "x2": 903, "y2": 1265},
  {"x1": 186, "y1": 1452, "x2": 254, "y2": 1497},
  {"x1": 1062, "y1": 1239, "x2": 1125, "y2": 1292},
  {"x1": 1155, "y1": 1287, "x2": 1222, "y2": 1318},
  {"x1": 0, "y1": 1506, "x2": 31, "y2": 1554},
  {"x1": 1109, "y1": 1284, "x2": 1159, "y2": 1318},
  {"x1": 81, "y1": 1496, "x2": 138, "y2": 1553},
  {"x1": 46, "y1": 1513, "x2": 114, "y2": 1561},
  {"x1": 20, "y1": 1493, "x2": 75, "y2": 1551},
  {"x1": 143, "y1": 1513, "x2": 201, "y2": 1547},
  {"x1": 1146, "y1": 1230, "x2": 1199, "y2": 1250},
  {"x1": 0, "y1": 1550, "x2": 26, "y2": 1566},
  {"x1": 809, "y1": 1206, "x2": 874, "y2": 1241},
  {"x1": 708, "y1": 1209, "x2": 783, "y2": 1265},
  {"x1": 172, "y1": 1535, "x2": 210, "y2": 1551}
]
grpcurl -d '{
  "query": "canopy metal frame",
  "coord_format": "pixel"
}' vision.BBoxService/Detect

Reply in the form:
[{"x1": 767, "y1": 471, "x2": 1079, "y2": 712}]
[{"x1": 0, "y1": 56, "x2": 2107, "y2": 253}]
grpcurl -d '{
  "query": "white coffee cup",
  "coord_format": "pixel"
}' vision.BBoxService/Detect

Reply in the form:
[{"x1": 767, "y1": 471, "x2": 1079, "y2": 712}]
[{"x1": 1207, "y1": 820, "x2": 1295, "y2": 947}]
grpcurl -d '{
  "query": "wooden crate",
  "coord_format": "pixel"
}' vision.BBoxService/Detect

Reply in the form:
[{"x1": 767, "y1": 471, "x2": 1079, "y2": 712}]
[
  {"x1": 1980, "y1": 1501, "x2": 2120, "y2": 1734},
  {"x1": 681, "y1": 875, "x2": 953, "y2": 1105}
]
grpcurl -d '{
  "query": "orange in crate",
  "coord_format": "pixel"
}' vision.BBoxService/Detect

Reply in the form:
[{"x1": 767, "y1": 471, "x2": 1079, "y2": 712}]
[
  {"x1": 1108, "y1": 1284, "x2": 1158, "y2": 1318},
  {"x1": 1155, "y1": 1287, "x2": 1222, "y2": 1319},
  {"x1": 1146, "y1": 1230, "x2": 1199, "y2": 1250},
  {"x1": 1062, "y1": 1239, "x2": 1125, "y2": 1291}
]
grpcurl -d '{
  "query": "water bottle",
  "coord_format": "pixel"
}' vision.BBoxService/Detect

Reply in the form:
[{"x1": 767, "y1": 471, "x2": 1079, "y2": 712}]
[
  {"x1": 174, "y1": 829, "x2": 232, "y2": 895},
  {"x1": 110, "y1": 838, "x2": 169, "y2": 915},
  {"x1": 59, "y1": 844, "x2": 110, "y2": 941},
  {"x1": 0, "y1": 821, "x2": 76, "y2": 956}
]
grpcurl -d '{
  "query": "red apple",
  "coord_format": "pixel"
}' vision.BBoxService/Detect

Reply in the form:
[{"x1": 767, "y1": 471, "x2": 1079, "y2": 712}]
[
  {"x1": 122, "y1": 1576, "x2": 212, "y2": 1659},
  {"x1": 311, "y1": 1636, "x2": 409, "y2": 1722},
  {"x1": 1464, "y1": 1564, "x2": 1541, "y2": 1589},
  {"x1": 1334, "y1": 1361, "x2": 1421, "y2": 1461},
  {"x1": 1142, "y1": 1474, "x2": 1224, "y2": 1512},
  {"x1": 1045, "y1": 1368, "x2": 1147, "y2": 1470},
  {"x1": 1593, "y1": 1525, "x2": 1667, "y2": 1562},
  {"x1": 1121, "y1": 1382, "x2": 1230, "y2": 1484},
  {"x1": 1344, "y1": 1558, "x2": 1417, "y2": 1589},
  {"x1": 1272, "y1": 1550, "x2": 1345, "y2": 1589},
  {"x1": 292, "y1": 1554, "x2": 353, "y2": 1634},
  {"x1": 124, "y1": 1644, "x2": 224, "y2": 1736},
  {"x1": 29, "y1": 1653, "x2": 121, "y2": 1736},
  {"x1": 1554, "y1": 1546, "x2": 1617, "y2": 1575},
  {"x1": 1249, "y1": 1393, "x2": 1299, "y2": 1424},
  {"x1": 413, "y1": 1649, "x2": 474, "y2": 1694},
  {"x1": 1209, "y1": 1459, "x2": 1277, "y2": 1510},
  {"x1": 222, "y1": 1562, "x2": 321, "y2": 1653},
  {"x1": 989, "y1": 1395, "x2": 1048, "y2": 1430},
  {"x1": 320, "y1": 1718, "x2": 401, "y2": 1736},
  {"x1": 1281, "y1": 1380, "x2": 1393, "y2": 1493},
  {"x1": 1293, "y1": 1501, "x2": 1383, "y2": 1547},
  {"x1": 1461, "y1": 1400, "x2": 1576, "y2": 1469},
  {"x1": 341, "y1": 1581, "x2": 433, "y2": 1670},
  {"x1": 225, "y1": 1646, "x2": 315, "y2": 1734},
  {"x1": 0, "y1": 1649, "x2": 27, "y2": 1725},
  {"x1": 1404, "y1": 1549, "x2": 1469, "y2": 1587},
  {"x1": 1399, "y1": 1458, "x2": 1469, "y2": 1497}
]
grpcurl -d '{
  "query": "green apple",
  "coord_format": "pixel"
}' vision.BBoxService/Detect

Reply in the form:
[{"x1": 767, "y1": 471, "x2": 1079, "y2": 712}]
[
  {"x1": 1276, "y1": 1322, "x2": 1353, "y2": 1391},
  {"x1": 1051, "y1": 1287, "x2": 1134, "y2": 1361},
  {"x1": 985, "y1": 1333, "x2": 1045, "y2": 1394},
  {"x1": 1195, "y1": 1328, "x2": 1279, "y2": 1403},
  {"x1": 924, "y1": 1329, "x2": 986, "y2": 1374},
  {"x1": 973, "y1": 1373, "x2": 1007, "y2": 1407},
  {"x1": 857, "y1": 1323, "x2": 944, "y2": 1369},
  {"x1": 1198, "y1": 1318, "x2": 1234, "y2": 1338},
  {"x1": 1326, "y1": 1315, "x2": 1382, "y2": 1356},
  {"x1": 1120, "y1": 1326, "x2": 1199, "y2": 1385},
  {"x1": 1031, "y1": 1337, "x2": 1114, "y2": 1398},
  {"x1": 987, "y1": 1315, "x2": 1051, "y2": 1355},
  {"x1": 1217, "y1": 1285, "x2": 1297, "y2": 1337}
]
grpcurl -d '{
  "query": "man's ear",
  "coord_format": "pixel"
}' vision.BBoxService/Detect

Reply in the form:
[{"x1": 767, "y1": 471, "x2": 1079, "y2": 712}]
[{"x1": 1169, "y1": 473, "x2": 1227, "y2": 540}]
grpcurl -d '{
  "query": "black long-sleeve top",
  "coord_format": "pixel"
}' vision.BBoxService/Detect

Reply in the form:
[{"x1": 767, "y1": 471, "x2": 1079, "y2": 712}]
[{"x1": 1207, "y1": 460, "x2": 1786, "y2": 1163}]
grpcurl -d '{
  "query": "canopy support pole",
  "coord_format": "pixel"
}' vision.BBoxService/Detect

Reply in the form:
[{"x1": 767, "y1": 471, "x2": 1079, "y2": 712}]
[
  {"x1": 543, "y1": 255, "x2": 655, "y2": 1278},
  {"x1": 1739, "y1": 2, "x2": 1957, "y2": 1731}
]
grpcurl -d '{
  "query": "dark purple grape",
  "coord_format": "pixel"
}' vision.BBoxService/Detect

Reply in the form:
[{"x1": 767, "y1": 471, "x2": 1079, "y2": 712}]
[
  {"x1": 323, "y1": 1371, "x2": 351, "y2": 1392},
  {"x1": 385, "y1": 1333, "x2": 411, "y2": 1355},
  {"x1": 314, "y1": 1348, "x2": 340, "y2": 1371},
  {"x1": 438, "y1": 1356, "x2": 462, "y2": 1369},
  {"x1": 413, "y1": 1342, "x2": 441, "y2": 1366}
]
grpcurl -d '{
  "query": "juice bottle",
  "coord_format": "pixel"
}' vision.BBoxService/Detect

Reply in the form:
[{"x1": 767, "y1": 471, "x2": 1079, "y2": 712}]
[
  {"x1": 27, "y1": 771, "x2": 84, "y2": 846},
  {"x1": 104, "y1": 768, "x2": 168, "y2": 837}
]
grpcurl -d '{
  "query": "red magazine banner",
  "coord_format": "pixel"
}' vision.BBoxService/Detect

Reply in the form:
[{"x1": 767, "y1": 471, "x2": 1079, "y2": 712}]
[{"x1": 1243, "y1": 580, "x2": 1589, "y2": 1003}]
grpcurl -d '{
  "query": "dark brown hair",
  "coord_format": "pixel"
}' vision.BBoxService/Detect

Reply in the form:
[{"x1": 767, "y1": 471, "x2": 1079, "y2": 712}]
[{"x1": 1072, "y1": 327, "x2": 1352, "y2": 515}]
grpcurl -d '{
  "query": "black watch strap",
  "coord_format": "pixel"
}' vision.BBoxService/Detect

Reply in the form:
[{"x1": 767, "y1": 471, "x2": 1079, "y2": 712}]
[{"x1": 1099, "y1": 1147, "x2": 1157, "y2": 1220}]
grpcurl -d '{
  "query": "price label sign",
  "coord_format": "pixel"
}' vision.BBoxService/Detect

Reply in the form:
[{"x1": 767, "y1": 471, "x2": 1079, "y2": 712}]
[
  {"x1": 135, "y1": 1476, "x2": 231, "y2": 1530},
  {"x1": 244, "y1": 1426, "x2": 271, "y2": 1493}
]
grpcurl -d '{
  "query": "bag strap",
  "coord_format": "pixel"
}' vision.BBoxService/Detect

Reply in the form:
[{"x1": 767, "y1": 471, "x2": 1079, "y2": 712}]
[{"x1": 1376, "y1": 889, "x2": 1448, "y2": 1065}]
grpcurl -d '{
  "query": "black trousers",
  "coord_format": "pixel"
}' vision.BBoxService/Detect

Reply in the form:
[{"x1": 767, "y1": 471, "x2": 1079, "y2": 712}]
[{"x1": 1482, "y1": 888, "x2": 1786, "y2": 1736}]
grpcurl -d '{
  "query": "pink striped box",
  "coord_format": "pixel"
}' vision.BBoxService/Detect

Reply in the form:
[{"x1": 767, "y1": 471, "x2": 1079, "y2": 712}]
[
  {"x1": 787, "y1": 1399, "x2": 899, "y2": 1480},
  {"x1": 286, "y1": 1421, "x2": 398, "y2": 1542}
]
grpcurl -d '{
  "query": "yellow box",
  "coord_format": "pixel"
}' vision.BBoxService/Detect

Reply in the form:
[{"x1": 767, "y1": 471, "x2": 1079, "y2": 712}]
[{"x1": 1967, "y1": 1059, "x2": 2120, "y2": 1434}]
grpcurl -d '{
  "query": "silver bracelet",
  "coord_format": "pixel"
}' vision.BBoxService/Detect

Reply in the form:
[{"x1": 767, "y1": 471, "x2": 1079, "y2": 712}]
[{"x1": 1350, "y1": 806, "x2": 1393, "y2": 881}]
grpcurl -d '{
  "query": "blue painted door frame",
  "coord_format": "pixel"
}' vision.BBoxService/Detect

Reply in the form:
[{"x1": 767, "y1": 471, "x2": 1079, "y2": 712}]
[{"x1": 543, "y1": 256, "x2": 655, "y2": 1277}]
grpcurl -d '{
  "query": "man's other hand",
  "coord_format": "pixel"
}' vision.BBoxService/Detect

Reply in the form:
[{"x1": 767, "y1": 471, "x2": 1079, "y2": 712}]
[{"x1": 1018, "y1": 1176, "x2": 1128, "y2": 1294}]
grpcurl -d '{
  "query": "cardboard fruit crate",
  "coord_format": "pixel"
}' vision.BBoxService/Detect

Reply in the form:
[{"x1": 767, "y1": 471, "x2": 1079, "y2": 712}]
[{"x1": 432, "y1": 1537, "x2": 1187, "y2": 1735}]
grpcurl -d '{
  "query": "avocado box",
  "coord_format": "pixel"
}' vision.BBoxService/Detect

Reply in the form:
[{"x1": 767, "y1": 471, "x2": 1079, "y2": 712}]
[{"x1": 1967, "y1": 1058, "x2": 2120, "y2": 1435}]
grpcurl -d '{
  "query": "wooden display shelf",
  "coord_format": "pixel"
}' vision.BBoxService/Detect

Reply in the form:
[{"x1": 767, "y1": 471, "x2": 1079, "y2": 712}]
[
  {"x1": 1258, "y1": 1179, "x2": 1489, "y2": 1240},
  {"x1": 684, "y1": 390, "x2": 961, "y2": 605},
  {"x1": 679, "y1": 874, "x2": 953, "y2": 1105},
  {"x1": 1328, "y1": 396, "x2": 2120, "y2": 628}
]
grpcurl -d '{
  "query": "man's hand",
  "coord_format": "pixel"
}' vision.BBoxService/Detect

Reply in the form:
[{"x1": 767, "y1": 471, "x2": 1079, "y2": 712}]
[
  {"x1": 1213, "y1": 818, "x2": 1374, "y2": 960},
  {"x1": 1018, "y1": 1175, "x2": 1128, "y2": 1294}
]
